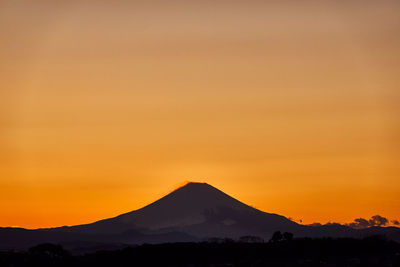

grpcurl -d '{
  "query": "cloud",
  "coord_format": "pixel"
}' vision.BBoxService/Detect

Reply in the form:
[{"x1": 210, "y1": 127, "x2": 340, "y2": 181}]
[
  {"x1": 346, "y1": 215, "x2": 389, "y2": 229},
  {"x1": 369, "y1": 215, "x2": 388, "y2": 227},
  {"x1": 347, "y1": 218, "x2": 370, "y2": 229},
  {"x1": 392, "y1": 220, "x2": 400, "y2": 226},
  {"x1": 300, "y1": 215, "x2": 399, "y2": 229}
]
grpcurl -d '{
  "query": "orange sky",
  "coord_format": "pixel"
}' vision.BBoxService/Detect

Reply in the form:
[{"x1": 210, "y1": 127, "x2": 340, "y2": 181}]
[{"x1": 1, "y1": 0, "x2": 399, "y2": 229}]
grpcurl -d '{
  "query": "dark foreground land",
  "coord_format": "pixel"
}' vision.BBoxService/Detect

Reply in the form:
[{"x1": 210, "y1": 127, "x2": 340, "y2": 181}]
[{"x1": 1, "y1": 237, "x2": 400, "y2": 267}]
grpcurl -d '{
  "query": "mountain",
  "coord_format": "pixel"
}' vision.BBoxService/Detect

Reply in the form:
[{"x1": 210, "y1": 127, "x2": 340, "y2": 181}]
[
  {"x1": 0, "y1": 182, "x2": 399, "y2": 250},
  {"x1": 63, "y1": 182, "x2": 298, "y2": 238}
]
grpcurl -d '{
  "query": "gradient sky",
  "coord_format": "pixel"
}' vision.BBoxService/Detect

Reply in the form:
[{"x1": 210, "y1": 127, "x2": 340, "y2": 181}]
[{"x1": 1, "y1": 0, "x2": 399, "y2": 228}]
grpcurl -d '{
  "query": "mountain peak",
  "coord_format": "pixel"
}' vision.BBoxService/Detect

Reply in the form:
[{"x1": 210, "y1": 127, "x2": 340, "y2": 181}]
[
  {"x1": 67, "y1": 182, "x2": 298, "y2": 240},
  {"x1": 169, "y1": 182, "x2": 241, "y2": 206},
  {"x1": 183, "y1": 181, "x2": 209, "y2": 186},
  {"x1": 175, "y1": 182, "x2": 214, "y2": 191},
  {"x1": 115, "y1": 182, "x2": 254, "y2": 230},
  {"x1": 166, "y1": 182, "x2": 236, "y2": 204}
]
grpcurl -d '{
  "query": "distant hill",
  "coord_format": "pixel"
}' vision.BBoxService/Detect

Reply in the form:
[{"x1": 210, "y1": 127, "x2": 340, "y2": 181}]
[{"x1": 1, "y1": 182, "x2": 399, "y2": 250}]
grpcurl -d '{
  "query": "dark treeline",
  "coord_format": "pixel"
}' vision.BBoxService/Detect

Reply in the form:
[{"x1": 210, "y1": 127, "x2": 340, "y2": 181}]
[{"x1": 1, "y1": 236, "x2": 400, "y2": 267}]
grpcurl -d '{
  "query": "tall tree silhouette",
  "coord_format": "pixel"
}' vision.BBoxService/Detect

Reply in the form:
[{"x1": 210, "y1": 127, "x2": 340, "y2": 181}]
[
  {"x1": 283, "y1": 232, "x2": 294, "y2": 241},
  {"x1": 270, "y1": 231, "x2": 283, "y2": 242}
]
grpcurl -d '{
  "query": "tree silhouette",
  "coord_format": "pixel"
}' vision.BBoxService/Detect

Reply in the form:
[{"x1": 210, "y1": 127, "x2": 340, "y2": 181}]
[
  {"x1": 283, "y1": 232, "x2": 294, "y2": 241},
  {"x1": 239, "y1": 235, "x2": 264, "y2": 243},
  {"x1": 1, "y1": 238, "x2": 400, "y2": 266},
  {"x1": 270, "y1": 231, "x2": 283, "y2": 242},
  {"x1": 28, "y1": 243, "x2": 69, "y2": 258}
]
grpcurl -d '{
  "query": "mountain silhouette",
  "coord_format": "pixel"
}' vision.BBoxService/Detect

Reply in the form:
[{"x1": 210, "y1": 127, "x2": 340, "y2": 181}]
[
  {"x1": 1, "y1": 182, "x2": 399, "y2": 250},
  {"x1": 67, "y1": 182, "x2": 297, "y2": 237}
]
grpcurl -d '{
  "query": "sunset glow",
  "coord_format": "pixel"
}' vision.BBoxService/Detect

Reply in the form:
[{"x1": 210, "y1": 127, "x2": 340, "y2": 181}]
[{"x1": 1, "y1": 0, "x2": 399, "y2": 229}]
